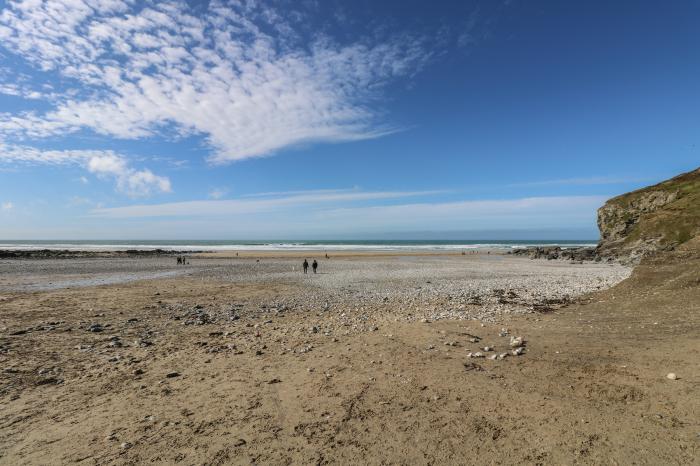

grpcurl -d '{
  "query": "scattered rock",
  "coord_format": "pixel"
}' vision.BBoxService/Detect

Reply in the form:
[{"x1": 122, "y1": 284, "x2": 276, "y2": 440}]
[
  {"x1": 463, "y1": 362, "x2": 484, "y2": 371},
  {"x1": 509, "y1": 336, "x2": 524, "y2": 348},
  {"x1": 166, "y1": 372, "x2": 180, "y2": 378},
  {"x1": 666, "y1": 373, "x2": 678, "y2": 380}
]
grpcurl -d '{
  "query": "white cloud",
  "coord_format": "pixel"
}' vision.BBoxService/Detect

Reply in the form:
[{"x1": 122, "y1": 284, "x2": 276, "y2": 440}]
[
  {"x1": 87, "y1": 191, "x2": 606, "y2": 235},
  {"x1": 0, "y1": 143, "x2": 171, "y2": 197},
  {"x1": 0, "y1": 0, "x2": 431, "y2": 162},
  {"x1": 314, "y1": 196, "x2": 608, "y2": 231},
  {"x1": 89, "y1": 189, "x2": 443, "y2": 218},
  {"x1": 1, "y1": 201, "x2": 13, "y2": 210}
]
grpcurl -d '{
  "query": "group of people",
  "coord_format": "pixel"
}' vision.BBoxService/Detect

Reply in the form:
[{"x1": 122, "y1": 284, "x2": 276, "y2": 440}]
[
  {"x1": 176, "y1": 256, "x2": 189, "y2": 265},
  {"x1": 302, "y1": 259, "x2": 318, "y2": 274}
]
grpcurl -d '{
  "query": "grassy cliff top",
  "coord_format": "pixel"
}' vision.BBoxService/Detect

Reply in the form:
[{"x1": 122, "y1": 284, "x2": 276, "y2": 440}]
[
  {"x1": 608, "y1": 167, "x2": 700, "y2": 207},
  {"x1": 598, "y1": 167, "x2": 700, "y2": 258}
]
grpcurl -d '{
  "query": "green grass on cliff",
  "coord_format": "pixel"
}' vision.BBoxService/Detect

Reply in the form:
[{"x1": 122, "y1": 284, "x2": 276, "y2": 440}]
[{"x1": 607, "y1": 167, "x2": 700, "y2": 250}]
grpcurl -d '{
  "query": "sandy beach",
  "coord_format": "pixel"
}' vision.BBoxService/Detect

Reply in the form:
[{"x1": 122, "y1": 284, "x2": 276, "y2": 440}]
[{"x1": 1, "y1": 252, "x2": 697, "y2": 464}]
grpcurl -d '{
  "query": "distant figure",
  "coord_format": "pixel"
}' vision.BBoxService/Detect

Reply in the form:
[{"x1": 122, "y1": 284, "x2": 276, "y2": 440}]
[
  {"x1": 303, "y1": 259, "x2": 309, "y2": 274},
  {"x1": 312, "y1": 259, "x2": 318, "y2": 274},
  {"x1": 325, "y1": 253, "x2": 329, "y2": 259},
  {"x1": 177, "y1": 256, "x2": 182, "y2": 265}
]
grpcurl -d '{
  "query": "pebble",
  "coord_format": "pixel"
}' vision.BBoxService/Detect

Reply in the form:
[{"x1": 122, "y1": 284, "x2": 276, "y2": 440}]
[
  {"x1": 666, "y1": 373, "x2": 678, "y2": 380},
  {"x1": 509, "y1": 336, "x2": 524, "y2": 348},
  {"x1": 120, "y1": 442, "x2": 132, "y2": 450},
  {"x1": 166, "y1": 372, "x2": 180, "y2": 378},
  {"x1": 512, "y1": 347, "x2": 525, "y2": 356}
]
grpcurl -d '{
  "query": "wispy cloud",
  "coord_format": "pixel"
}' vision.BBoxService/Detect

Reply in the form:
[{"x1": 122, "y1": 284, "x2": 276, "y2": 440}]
[
  {"x1": 87, "y1": 190, "x2": 607, "y2": 236},
  {"x1": 508, "y1": 175, "x2": 652, "y2": 188},
  {"x1": 89, "y1": 190, "x2": 443, "y2": 218},
  {"x1": 0, "y1": 143, "x2": 170, "y2": 197},
  {"x1": 1, "y1": 201, "x2": 13, "y2": 210},
  {"x1": 0, "y1": 0, "x2": 431, "y2": 163},
  {"x1": 315, "y1": 196, "x2": 608, "y2": 231}
]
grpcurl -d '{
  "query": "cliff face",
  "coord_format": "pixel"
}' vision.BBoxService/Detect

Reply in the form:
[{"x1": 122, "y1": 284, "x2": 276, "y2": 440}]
[{"x1": 596, "y1": 167, "x2": 700, "y2": 263}]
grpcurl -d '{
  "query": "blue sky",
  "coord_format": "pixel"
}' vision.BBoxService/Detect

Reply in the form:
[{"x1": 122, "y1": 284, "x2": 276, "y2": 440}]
[{"x1": 0, "y1": 0, "x2": 698, "y2": 239}]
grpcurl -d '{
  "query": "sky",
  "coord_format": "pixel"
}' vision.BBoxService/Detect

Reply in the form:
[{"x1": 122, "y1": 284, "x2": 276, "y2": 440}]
[{"x1": 0, "y1": 0, "x2": 698, "y2": 240}]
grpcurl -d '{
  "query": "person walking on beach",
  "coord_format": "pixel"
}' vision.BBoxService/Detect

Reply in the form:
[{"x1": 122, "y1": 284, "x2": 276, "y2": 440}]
[
  {"x1": 312, "y1": 259, "x2": 318, "y2": 274},
  {"x1": 302, "y1": 259, "x2": 309, "y2": 274}
]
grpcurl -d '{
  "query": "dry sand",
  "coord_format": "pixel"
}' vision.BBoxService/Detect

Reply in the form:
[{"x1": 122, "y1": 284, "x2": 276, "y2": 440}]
[{"x1": 0, "y1": 253, "x2": 697, "y2": 464}]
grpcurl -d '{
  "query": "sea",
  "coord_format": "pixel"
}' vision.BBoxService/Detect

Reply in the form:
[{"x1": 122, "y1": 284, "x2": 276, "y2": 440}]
[{"x1": 0, "y1": 240, "x2": 597, "y2": 252}]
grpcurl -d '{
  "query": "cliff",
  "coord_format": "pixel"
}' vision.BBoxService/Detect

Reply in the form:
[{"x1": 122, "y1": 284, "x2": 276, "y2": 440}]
[{"x1": 596, "y1": 167, "x2": 700, "y2": 263}]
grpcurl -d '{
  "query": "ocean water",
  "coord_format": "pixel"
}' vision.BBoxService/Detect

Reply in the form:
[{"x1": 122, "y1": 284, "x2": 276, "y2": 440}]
[{"x1": 0, "y1": 240, "x2": 597, "y2": 252}]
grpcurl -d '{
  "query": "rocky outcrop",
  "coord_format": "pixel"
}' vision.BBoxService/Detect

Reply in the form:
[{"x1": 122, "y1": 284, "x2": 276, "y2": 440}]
[
  {"x1": 510, "y1": 246, "x2": 598, "y2": 262},
  {"x1": 596, "y1": 167, "x2": 700, "y2": 263},
  {"x1": 0, "y1": 249, "x2": 201, "y2": 259}
]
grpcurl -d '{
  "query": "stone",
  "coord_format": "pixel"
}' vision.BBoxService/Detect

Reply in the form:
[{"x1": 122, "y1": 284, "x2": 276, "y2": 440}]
[
  {"x1": 120, "y1": 442, "x2": 132, "y2": 450},
  {"x1": 666, "y1": 373, "x2": 678, "y2": 380},
  {"x1": 509, "y1": 336, "x2": 524, "y2": 348},
  {"x1": 166, "y1": 371, "x2": 180, "y2": 378},
  {"x1": 512, "y1": 347, "x2": 525, "y2": 356},
  {"x1": 88, "y1": 323, "x2": 104, "y2": 332}
]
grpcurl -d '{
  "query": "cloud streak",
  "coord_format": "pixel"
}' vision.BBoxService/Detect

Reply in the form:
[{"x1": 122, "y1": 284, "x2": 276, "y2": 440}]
[
  {"x1": 508, "y1": 176, "x2": 652, "y2": 188},
  {"x1": 83, "y1": 192, "x2": 607, "y2": 237},
  {"x1": 89, "y1": 190, "x2": 444, "y2": 218},
  {"x1": 0, "y1": 0, "x2": 431, "y2": 163}
]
